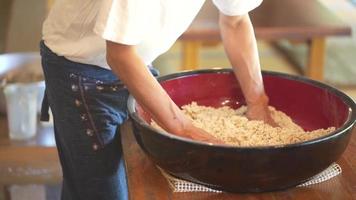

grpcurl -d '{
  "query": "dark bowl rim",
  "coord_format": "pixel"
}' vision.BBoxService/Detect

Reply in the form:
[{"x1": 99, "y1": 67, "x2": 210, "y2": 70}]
[{"x1": 127, "y1": 68, "x2": 356, "y2": 150}]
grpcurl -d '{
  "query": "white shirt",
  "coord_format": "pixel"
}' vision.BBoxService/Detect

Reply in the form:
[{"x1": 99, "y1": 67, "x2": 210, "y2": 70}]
[{"x1": 42, "y1": 0, "x2": 262, "y2": 69}]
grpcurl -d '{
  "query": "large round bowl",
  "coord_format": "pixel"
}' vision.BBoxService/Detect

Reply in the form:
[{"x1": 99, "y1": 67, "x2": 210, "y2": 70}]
[{"x1": 127, "y1": 69, "x2": 356, "y2": 192}]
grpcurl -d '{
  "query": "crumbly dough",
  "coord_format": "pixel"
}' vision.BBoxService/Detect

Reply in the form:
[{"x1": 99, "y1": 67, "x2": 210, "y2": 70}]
[{"x1": 151, "y1": 102, "x2": 335, "y2": 147}]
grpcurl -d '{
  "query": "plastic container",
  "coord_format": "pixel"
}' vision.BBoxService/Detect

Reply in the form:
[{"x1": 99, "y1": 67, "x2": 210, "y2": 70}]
[{"x1": 3, "y1": 82, "x2": 42, "y2": 140}]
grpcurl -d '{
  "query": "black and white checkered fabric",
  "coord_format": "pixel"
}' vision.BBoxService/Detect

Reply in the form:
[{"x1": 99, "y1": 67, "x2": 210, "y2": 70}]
[{"x1": 159, "y1": 163, "x2": 342, "y2": 193}]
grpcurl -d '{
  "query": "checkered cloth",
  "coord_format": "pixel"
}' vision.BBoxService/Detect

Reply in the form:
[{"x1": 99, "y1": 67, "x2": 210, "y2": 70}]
[{"x1": 159, "y1": 163, "x2": 342, "y2": 193}]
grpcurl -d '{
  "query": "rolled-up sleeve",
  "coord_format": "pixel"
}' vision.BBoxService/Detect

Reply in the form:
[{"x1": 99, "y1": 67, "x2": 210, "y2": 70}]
[{"x1": 212, "y1": 0, "x2": 263, "y2": 16}]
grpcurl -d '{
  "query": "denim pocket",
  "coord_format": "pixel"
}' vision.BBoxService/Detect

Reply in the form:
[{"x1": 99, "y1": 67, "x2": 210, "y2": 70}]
[{"x1": 69, "y1": 73, "x2": 129, "y2": 151}]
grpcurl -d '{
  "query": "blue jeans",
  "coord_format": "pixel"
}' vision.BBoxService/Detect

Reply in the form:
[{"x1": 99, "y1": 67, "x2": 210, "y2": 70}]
[{"x1": 40, "y1": 41, "x2": 158, "y2": 200}]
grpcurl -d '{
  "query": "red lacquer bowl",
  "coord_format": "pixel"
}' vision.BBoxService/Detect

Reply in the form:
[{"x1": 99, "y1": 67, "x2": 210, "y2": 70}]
[{"x1": 128, "y1": 69, "x2": 356, "y2": 192}]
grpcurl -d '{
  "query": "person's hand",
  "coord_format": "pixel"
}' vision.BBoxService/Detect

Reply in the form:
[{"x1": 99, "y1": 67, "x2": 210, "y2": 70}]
[
  {"x1": 246, "y1": 94, "x2": 279, "y2": 127},
  {"x1": 177, "y1": 123, "x2": 225, "y2": 145}
]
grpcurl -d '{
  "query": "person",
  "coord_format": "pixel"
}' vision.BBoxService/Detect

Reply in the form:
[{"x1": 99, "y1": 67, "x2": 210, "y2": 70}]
[{"x1": 40, "y1": 0, "x2": 275, "y2": 199}]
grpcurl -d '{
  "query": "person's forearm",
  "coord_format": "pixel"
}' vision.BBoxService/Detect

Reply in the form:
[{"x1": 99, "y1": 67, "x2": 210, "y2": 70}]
[
  {"x1": 106, "y1": 41, "x2": 190, "y2": 135},
  {"x1": 219, "y1": 14, "x2": 267, "y2": 105}
]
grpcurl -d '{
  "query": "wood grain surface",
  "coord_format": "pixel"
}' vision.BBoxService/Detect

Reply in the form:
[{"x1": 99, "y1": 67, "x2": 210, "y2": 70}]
[{"x1": 0, "y1": 117, "x2": 61, "y2": 185}]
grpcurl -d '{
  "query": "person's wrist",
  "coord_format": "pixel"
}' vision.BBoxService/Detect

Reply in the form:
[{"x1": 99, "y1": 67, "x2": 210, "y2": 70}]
[
  {"x1": 246, "y1": 93, "x2": 269, "y2": 107},
  {"x1": 167, "y1": 115, "x2": 194, "y2": 137},
  {"x1": 246, "y1": 93, "x2": 270, "y2": 121}
]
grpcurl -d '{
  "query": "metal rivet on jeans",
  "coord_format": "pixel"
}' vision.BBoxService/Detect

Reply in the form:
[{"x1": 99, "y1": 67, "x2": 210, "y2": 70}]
[
  {"x1": 71, "y1": 84, "x2": 79, "y2": 92},
  {"x1": 75, "y1": 99, "x2": 82, "y2": 106},
  {"x1": 96, "y1": 80, "x2": 103, "y2": 84},
  {"x1": 111, "y1": 86, "x2": 118, "y2": 91},
  {"x1": 86, "y1": 129, "x2": 94, "y2": 136},
  {"x1": 92, "y1": 143, "x2": 99, "y2": 150},
  {"x1": 96, "y1": 85, "x2": 104, "y2": 91},
  {"x1": 84, "y1": 85, "x2": 89, "y2": 91},
  {"x1": 69, "y1": 73, "x2": 77, "y2": 78},
  {"x1": 80, "y1": 114, "x2": 87, "y2": 121}
]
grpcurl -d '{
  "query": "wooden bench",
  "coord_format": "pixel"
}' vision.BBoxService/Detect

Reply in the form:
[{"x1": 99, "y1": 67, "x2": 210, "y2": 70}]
[{"x1": 179, "y1": 0, "x2": 352, "y2": 81}]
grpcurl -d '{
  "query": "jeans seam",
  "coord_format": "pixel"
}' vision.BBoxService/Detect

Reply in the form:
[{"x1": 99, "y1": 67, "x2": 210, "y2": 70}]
[{"x1": 78, "y1": 76, "x2": 104, "y2": 149}]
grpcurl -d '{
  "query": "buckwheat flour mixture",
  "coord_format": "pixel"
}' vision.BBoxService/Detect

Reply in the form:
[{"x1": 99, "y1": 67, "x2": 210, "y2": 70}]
[{"x1": 151, "y1": 102, "x2": 335, "y2": 146}]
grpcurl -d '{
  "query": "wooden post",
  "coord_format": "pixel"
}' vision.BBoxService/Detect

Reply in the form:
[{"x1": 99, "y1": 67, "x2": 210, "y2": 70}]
[
  {"x1": 307, "y1": 37, "x2": 326, "y2": 81},
  {"x1": 47, "y1": 0, "x2": 55, "y2": 14},
  {"x1": 181, "y1": 41, "x2": 201, "y2": 71},
  {"x1": 0, "y1": 185, "x2": 11, "y2": 200}
]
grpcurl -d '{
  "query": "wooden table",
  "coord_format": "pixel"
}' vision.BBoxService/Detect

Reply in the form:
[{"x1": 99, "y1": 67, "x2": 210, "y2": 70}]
[
  {"x1": 0, "y1": 117, "x2": 355, "y2": 199},
  {"x1": 121, "y1": 121, "x2": 356, "y2": 200},
  {"x1": 179, "y1": 0, "x2": 352, "y2": 81},
  {"x1": 0, "y1": 117, "x2": 61, "y2": 199}
]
